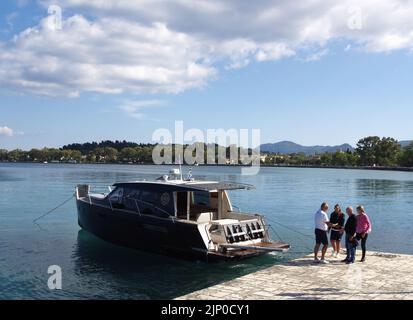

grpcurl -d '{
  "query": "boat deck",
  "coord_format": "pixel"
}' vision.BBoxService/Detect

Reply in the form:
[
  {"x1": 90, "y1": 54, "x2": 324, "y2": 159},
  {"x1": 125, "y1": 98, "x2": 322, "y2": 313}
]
[
  {"x1": 177, "y1": 251, "x2": 413, "y2": 300},
  {"x1": 220, "y1": 241, "x2": 290, "y2": 253}
]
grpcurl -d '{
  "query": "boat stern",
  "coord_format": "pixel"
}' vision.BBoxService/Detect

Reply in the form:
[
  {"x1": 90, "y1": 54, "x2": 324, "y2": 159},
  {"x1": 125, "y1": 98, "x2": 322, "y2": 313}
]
[{"x1": 199, "y1": 216, "x2": 290, "y2": 260}]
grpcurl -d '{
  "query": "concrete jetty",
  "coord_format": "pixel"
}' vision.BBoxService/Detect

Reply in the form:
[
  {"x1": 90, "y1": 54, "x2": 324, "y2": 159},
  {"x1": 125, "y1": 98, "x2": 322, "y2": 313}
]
[{"x1": 177, "y1": 251, "x2": 413, "y2": 300}]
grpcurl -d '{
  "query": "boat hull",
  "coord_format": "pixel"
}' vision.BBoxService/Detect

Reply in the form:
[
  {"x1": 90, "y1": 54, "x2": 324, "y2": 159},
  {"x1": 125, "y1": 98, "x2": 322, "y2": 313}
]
[
  {"x1": 76, "y1": 198, "x2": 216, "y2": 261},
  {"x1": 76, "y1": 199, "x2": 276, "y2": 262}
]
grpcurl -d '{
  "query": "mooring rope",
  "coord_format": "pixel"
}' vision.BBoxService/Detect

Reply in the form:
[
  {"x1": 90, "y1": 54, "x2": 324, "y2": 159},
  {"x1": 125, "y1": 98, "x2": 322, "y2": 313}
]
[
  {"x1": 33, "y1": 195, "x2": 75, "y2": 223},
  {"x1": 266, "y1": 217, "x2": 314, "y2": 240},
  {"x1": 268, "y1": 224, "x2": 284, "y2": 242},
  {"x1": 265, "y1": 217, "x2": 315, "y2": 254}
]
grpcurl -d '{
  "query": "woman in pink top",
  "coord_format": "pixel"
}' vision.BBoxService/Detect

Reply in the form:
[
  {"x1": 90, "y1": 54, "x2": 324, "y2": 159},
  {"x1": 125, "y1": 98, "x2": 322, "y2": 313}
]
[{"x1": 356, "y1": 205, "x2": 372, "y2": 262}]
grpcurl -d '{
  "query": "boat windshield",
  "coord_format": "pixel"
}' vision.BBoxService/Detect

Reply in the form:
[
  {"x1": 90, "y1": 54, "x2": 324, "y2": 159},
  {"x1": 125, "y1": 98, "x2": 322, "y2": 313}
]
[{"x1": 107, "y1": 186, "x2": 175, "y2": 217}]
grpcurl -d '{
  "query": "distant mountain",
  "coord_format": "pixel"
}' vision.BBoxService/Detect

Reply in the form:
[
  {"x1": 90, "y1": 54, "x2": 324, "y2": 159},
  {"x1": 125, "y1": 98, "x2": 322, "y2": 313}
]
[
  {"x1": 260, "y1": 141, "x2": 354, "y2": 155},
  {"x1": 400, "y1": 140, "x2": 412, "y2": 147}
]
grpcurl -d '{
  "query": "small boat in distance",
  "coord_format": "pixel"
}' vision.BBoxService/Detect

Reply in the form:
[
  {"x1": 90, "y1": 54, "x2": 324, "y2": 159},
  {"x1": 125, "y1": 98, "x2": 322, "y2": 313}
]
[{"x1": 75, "y1": 168, "x2": 290, "y2": 261}]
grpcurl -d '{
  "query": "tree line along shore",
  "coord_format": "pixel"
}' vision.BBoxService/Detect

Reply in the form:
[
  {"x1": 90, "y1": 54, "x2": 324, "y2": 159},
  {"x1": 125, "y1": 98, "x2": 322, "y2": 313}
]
[{"x1": 1, "y1": 136, "x2": 412, "y2": 169}]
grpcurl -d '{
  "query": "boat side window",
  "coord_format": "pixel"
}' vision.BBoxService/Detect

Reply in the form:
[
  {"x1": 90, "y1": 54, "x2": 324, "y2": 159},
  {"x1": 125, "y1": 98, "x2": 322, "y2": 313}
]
[
  {"x1": 108, "y1": 187, "x2": 124, "y2": 208},
  {"x1": 139, "y1": 190, "x2": 173, "y2": 217},
  {"x1": 209, "y1": 192, "x2": 218, "y2": 209},
  {"x1": 192, "y1": 191, "x2": 210, "y2": 206},
  {"x1": 123, "y1": 187, "x2": 141, "y2": 212},
  {"x1": 140, "y1": 191, "x2": 158, "y2": 214},
  {"x1": 191, "y1": 191, "x2": 215, "y2": 214},
  {"x1": 176, "y1": 192, "x2": 188, "y2": 218}
]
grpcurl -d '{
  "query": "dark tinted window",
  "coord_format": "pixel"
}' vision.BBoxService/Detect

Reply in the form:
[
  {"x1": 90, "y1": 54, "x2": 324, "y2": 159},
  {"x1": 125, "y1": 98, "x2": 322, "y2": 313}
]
[
  {"x1": 109, "y1": 187, "x2": 123, "y2": 204},
  {"x1": 140, "y1": 190, "x2": 158, "y2": 205},
  {"x1": 139, "y1": 190, "x2": 174, "y2": 217},
  {"x1": 192, "y1": 191, "x2": 210, "y2": 206},
  {"x1": 123, "y1": 188, "x2": 141, "y2": 211},
  {"x1": 124, "y1": 188, "x2": 140, "y2": 199},
  {"x1": 177, "y1": 192, "x2": 188, "y2": 214}
]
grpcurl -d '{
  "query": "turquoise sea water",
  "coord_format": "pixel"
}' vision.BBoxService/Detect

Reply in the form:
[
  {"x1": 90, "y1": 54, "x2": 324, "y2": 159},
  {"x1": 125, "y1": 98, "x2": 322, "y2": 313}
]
[{"x1": 0, "y1": 163, "x2": 412, "y2": 299}]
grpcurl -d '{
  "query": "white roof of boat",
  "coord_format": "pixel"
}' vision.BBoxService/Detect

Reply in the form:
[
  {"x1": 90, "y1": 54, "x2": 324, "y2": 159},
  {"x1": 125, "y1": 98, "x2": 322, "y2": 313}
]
[{"x1": 113, "y1": 180, "x2": 255, "y2": 192}]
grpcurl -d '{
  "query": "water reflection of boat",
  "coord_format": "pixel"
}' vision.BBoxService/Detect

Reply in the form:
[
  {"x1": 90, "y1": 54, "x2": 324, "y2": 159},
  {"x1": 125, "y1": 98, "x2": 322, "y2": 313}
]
[
  {"x1": 73, "y1": 229, "x2": 268, "y2": 299},
  {"x1": 75, "y1": 168, "x2": 290, "y2": 262},
  {"x1": 73, "y1": 230, "x2": 186, "y2": 299}
]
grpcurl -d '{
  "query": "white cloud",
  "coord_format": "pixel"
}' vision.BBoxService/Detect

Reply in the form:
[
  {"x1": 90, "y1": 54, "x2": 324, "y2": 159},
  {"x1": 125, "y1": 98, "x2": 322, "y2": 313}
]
[
  {"x1": 118, "y1": 100, "x2": 166, "y2": 119},
  {"x1": 0, "y1": 126, "x2": 14, "y2": 137},
  {"x1": 304, "y1": 48, "x2": 330, "y2": 62},
  {"x1": 256, "y1": 43, "x2": 296, "y2": 62},
  {"x1": 1, "y1": 0, "x2": 413, "y2": 97},
  {"x1": 48, "y1": 0, "x2": 413, "y2": 50},
  {"x1": 0, "y1": 15, "x2": 216, "y2": 97}
]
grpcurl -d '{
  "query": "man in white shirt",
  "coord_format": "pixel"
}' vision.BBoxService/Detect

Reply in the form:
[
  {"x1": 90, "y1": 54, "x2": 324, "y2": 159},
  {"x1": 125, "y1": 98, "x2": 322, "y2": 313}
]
[{"x1": 314, "y1": 202, "x2": 333, "y2": 264}]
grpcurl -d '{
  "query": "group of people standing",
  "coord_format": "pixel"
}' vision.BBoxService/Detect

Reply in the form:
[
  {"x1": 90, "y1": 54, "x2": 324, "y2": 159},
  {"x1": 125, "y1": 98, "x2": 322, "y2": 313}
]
[{"x1": 314, "y1": 203, "x2": 372, "y2": 264}]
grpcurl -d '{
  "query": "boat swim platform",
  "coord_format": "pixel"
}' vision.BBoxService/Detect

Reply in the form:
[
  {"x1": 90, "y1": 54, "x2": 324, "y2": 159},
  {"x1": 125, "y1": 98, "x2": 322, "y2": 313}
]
[{"x1": 176, "y1": 251, "x2": 413, "y2": 300}]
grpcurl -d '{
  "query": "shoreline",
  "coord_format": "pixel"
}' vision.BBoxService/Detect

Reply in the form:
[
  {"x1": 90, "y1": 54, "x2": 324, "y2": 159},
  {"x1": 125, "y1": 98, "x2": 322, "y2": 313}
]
[
  {"x1": 260, "y1": 164, "x2": 413, "y2": 172},
  {"x1": 1, "y1": 161, "x2": 413, "y2": 173}
]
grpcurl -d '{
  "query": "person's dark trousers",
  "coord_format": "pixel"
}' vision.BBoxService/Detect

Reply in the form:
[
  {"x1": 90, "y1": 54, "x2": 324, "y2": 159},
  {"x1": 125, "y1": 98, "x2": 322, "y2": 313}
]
[
  {"x1": 345, "y1": 234, "x2": 356, "y2": 263},
  {"x1": 345, "y1": 234, "x2": 351, "y2": 261},
  {"x1": 357, "y1": 233, "x2": 368, "y2": 260}
]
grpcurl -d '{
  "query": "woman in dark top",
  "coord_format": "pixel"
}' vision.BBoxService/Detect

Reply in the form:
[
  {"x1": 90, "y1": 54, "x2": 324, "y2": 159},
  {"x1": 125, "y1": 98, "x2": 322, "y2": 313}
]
[{"x1": 330, "y1": 204, "x2": 346, "y2": 258}]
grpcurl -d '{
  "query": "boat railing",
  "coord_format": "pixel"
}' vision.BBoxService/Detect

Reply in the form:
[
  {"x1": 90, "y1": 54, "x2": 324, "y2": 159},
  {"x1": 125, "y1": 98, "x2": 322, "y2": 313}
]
[
  {"x1": 95, "y1": 192, "x2": 173, "y2": 219},
  {"x1": 133, "y1": 199, "x2": 141, "y2": 216},
  {"x1": 132, "y1": 197, "x2": 172, "y2": 218}
]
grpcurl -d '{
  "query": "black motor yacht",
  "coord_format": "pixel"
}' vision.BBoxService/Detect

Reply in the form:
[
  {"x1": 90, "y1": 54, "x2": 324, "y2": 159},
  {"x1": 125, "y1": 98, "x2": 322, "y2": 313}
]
[{"x1": 75, "y1": 169, "x2": 290, "y2": 261}]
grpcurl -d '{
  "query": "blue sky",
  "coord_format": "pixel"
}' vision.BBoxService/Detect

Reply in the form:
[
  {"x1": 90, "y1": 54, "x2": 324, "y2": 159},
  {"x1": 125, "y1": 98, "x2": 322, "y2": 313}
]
[{"x1": 1, "y1": 1, "x2": 413, "y2": 150}]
